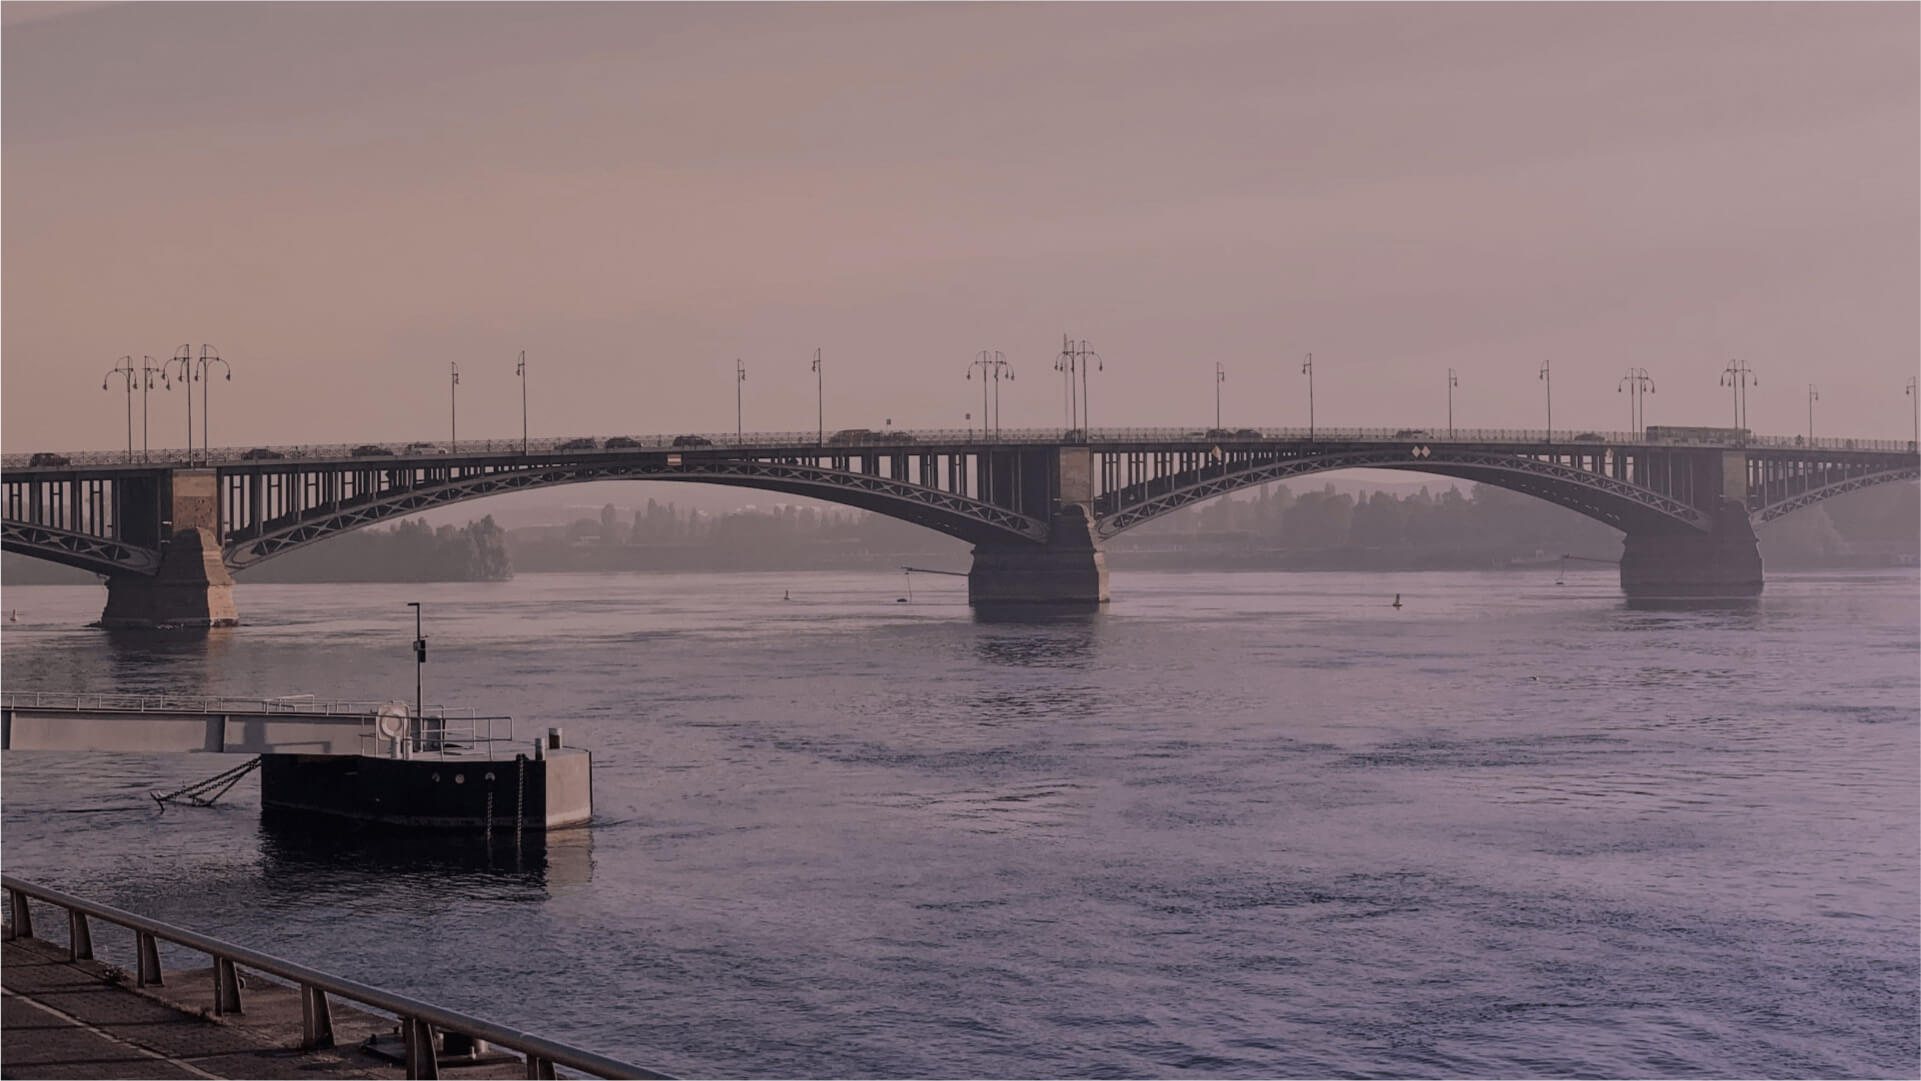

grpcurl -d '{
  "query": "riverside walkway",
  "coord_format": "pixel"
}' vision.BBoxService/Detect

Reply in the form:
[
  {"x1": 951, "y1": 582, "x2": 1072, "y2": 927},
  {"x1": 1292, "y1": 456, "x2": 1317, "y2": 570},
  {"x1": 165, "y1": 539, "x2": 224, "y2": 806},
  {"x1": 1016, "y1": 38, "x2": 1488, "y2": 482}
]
[{"x1": 2, "y1": 877, "x2": 666, "y2": 1080}]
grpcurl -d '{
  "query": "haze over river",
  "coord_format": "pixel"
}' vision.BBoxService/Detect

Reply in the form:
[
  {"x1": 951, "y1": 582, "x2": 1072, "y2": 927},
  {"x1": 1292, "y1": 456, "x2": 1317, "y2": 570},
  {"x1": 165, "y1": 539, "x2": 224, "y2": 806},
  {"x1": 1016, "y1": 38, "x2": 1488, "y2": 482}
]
[{"x1": 3, "y1": 569, "x2": 1916, "y2": 1078}]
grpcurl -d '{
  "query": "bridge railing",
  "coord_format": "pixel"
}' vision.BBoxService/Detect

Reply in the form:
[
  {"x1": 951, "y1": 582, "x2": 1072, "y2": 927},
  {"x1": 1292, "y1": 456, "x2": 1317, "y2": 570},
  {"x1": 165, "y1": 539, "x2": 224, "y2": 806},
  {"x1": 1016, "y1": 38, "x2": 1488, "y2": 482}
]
[
  {"x1": 6, "y1": 427, "x2": 1916, "y2": 469},
  {"x1": 1, "y1": 874, "x2": 672, "y2": 1080},
  {"x1": 0, "y1": 691, "x2": 477, "y2": 719}
]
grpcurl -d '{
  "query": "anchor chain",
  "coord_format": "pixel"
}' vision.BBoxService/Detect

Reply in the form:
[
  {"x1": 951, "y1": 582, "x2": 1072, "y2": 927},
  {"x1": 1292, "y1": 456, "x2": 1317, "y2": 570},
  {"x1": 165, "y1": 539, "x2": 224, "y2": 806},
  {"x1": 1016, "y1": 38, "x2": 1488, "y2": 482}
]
[{"x1": 151, "y1": 756, "x2": 262, "y2": 810}]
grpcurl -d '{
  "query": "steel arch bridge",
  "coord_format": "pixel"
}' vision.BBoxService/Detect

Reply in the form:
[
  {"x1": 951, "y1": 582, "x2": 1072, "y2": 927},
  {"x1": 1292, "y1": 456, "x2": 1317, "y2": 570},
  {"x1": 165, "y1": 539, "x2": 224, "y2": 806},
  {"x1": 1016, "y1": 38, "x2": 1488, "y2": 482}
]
[{"x1": 2, "y1": 427, "x2": 1915, "y2": 581}]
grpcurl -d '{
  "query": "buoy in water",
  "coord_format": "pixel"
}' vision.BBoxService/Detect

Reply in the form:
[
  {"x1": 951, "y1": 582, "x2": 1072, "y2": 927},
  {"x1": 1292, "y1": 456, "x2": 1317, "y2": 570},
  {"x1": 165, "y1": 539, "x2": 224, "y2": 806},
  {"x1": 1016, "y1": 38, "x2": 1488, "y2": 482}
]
[
  {"x1": 1391, "y1": 594, "x2": 1402, "y2": 609},
  {"x1": 783, "y1": 590, "x2": 790, "y2": 601}
]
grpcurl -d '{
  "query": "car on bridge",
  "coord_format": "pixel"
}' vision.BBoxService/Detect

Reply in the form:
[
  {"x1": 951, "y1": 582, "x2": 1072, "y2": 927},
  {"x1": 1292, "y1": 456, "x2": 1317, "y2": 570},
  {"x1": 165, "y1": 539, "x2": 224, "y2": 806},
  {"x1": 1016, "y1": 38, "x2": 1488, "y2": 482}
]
[
  {"x1": 350, "y1": 444, "x2": 394, "y2": 457},
  {"x1": 557, "y1": 437, "x2": 598, "y2": 451},
  {"x1": 1393, "y1": 429, "x2": 1431, "y2": 439},
  {"x1": 1571, "y1": 432, "x2": 1605, "y2": 442},
  {"x1": 27, "y1": 452, "x2": 69, "y2": 467},
  {"x1": 242, "y1": 447, "x2": 286, "y2": 460},
  {"x1": 403, "y1": 442, "x2": 446, "y2": 455},
  {"x1": 672, "y1": 434, "x2": 712, "y2": 447},
  {"x1": 606, "y1": 436, "x2": 643, "y2": 449},
  {"x1": 828, "y1": 428, "x2": 877, "y2": 446}
]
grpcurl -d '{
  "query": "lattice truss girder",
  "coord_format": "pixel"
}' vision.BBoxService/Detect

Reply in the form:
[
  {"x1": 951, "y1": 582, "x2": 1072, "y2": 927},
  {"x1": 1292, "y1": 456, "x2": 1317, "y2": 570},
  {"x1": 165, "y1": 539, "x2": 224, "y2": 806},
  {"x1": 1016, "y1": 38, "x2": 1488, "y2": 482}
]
[
  {"x1": 1094, "y1": 447, "x2": 1710, "y2": 539},
  {"x1": 224, "y1": 458, "x2": 1048, "y2": 568},
  {"x1": 0, "y1": 521, "x2": 158, "y2": 576},
  {"x1": 1752, "y1": 466, "x2": 1920, "y2": 525}
]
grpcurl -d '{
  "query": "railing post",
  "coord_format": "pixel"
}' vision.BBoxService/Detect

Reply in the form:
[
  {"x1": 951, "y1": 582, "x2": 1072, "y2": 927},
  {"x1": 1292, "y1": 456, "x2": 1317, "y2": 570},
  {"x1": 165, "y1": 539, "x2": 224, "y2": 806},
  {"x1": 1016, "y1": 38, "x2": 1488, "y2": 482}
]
[
  {"x1": 214, "y1": 956, "x2": 243, "y2": 1015},
  {"x1": 300, "y1": 984, "x2": 336, "y2": 1049},
  {"x1": 524, "y1": 1054, "x2": 557, "y2": 1079},
  {"x1": 136, "y1": 931, "x2": 163, "y2": 986},
  {"x1": 68, "y1": 909, "x2": 93, "y2": 961},
  {"x1": 405, "y1": 1015, "x2": 441, "y2": 1079},
  {"x1": 7, "y1": 888, "x2": 31, "y2": 939}
]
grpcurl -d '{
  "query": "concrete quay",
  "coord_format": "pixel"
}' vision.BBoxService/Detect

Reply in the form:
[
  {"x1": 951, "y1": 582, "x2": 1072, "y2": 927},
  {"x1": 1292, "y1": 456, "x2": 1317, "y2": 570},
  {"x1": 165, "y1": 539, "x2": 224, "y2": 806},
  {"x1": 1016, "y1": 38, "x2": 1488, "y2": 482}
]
[
  {"x1": 4, "y1": 935, "x2": 523, "y2": 1079},
  {"x1": 2, "y1": 877, "x2": 666, "y2": 1081}
]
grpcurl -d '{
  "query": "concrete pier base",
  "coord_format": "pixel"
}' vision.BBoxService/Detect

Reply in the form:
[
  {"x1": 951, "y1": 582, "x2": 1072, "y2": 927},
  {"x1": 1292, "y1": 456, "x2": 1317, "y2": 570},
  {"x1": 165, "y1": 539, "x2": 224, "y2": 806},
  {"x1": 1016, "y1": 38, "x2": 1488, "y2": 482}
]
[
  {"x1": 1619, "y1": 500, "x2": 1763, "y2": 599},
  {"x1": 968, "y1": 505, "x2": 1110, "y2": 607},
  {"x1": 98, "y1": 527, "x2": 239, "y2": 628}
]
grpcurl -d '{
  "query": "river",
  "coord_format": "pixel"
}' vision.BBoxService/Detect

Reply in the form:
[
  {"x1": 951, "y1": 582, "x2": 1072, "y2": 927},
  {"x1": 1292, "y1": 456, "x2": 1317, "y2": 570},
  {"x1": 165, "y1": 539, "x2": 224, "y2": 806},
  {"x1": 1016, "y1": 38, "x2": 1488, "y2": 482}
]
[{"x1": 2, "y1": 568, "x2": 1916, "y2": 1078}]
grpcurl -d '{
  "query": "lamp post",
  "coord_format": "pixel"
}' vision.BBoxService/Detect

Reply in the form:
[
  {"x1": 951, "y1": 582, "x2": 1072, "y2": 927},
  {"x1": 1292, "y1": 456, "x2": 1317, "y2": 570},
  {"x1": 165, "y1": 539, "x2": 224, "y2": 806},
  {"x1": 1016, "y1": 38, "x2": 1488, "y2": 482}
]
[
  {"x1": 1908, "y1": 376, "x2": 1918, "y2": 448},
  {"x1": 160, "y1": 346, "x2": 194, "y2": 464},
  {"x1": 516, "y1": 350, "x2": 530, "y2": 454},
  {"x1": 735, "y1": 358, "x2": 747, "y2": 445},
  {"x1": 810, "y1": 348, "x2": 823, "y2": 446},
  {"x1": 1539, "y1": 359, "x2": 1552, "y2": 442},
  {"x1": 194, "y1": 346, "x2": 230, "y2": 460},
  {"x1": 1618, "y1": 367, "x2": 1655, "y2": 433},
  {"x1": 1054, "y1": 336, "x2": 1101, "y2": 436},
  {"x1": 967, "y1": 350, "x2": 1012, "y2": 441},
  {"x1": 103, "y1": 357, "x2": 137, "y2": 463},
  {"x1": 1720, "y1": 359, "x2": 1758, "y2": 431},
  {"x1": 1446, "y1": 367, "x2": 1459, "y2": 437},
  {"x1": 450, "y1": 362, "x2": 460, "y2": 452},
  {"x1": 1301, "y1": 353, "x2": 1315, "y2": 440},
  {"x1": 140, "y1": 356, "x2": 164, "y2": 463},
  {"x1": 406, "y1": 601, "x2": 425, "y2": 726},
  {"x1": 1215, "y1": 362, "x2": 1226, "y2": 431},
  {"x1": 1807, "y1": 384, "x2": 1818, "y2": 445}
]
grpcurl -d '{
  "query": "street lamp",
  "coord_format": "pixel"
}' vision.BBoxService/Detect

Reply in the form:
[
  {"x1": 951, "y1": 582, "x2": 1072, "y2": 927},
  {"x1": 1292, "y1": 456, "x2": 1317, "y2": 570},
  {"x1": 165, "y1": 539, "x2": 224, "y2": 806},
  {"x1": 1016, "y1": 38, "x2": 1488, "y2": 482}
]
[
  {"x1": 160, "y1": 346, "x2": 194, "y2": 464},
  {"x1": 810, "y1": 348, "x2": 823, "y2": 446},
  {"x1": 1446, "y1": 367, "x2": 1459, "y2": 438},
  {"x1": 1301, "y1": 353, "x2": 1315, "y2": 440},
  {"x1": 1908, "y1": 376, "x2": 1918, "y2": 448},
  {"x1": 967, "y1": 350, "x2": 1012, "y2": 441},
  {"x1": 1807, "y1": 384, "x2": 1818, "y2": 445},
  {"x1": 1618, "y1": 367, "x2": 1655, "y2": 433},
  {"x1": 1539, "y1": 359, "x2": 1552, "y2": 443},
  {"x1": 1720, "y1": 359, "x2": 1758, "y2": 432},
  {"x1": 450, "y1": 362, "x2": 460, "y2": 452},
  {"x1": 515, "y1": 350, "x2": 529, "y2": 454},
  {"x1": 194, "y1": 346, "x2": 231, "y2": 460},
  {"x1": 103, "y1": 356, "x2": 138, "y2": 463},
  {"x1": 1054, "y1": 336, "x2": 1101, "y2": 436},
  {"x1": 1215, "y1": 362, "x2": 1226, "y2": 431},
  {"x1": 735, "y1": 358, "x2": 747, "y2": 445}
]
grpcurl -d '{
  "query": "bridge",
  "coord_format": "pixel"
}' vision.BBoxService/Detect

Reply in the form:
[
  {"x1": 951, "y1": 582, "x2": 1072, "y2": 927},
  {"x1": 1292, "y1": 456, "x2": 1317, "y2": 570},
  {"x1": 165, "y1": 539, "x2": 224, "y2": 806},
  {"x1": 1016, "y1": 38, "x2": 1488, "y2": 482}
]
[{"x1": 4, "y1": 425, "x2": 1915, "y2": 625}]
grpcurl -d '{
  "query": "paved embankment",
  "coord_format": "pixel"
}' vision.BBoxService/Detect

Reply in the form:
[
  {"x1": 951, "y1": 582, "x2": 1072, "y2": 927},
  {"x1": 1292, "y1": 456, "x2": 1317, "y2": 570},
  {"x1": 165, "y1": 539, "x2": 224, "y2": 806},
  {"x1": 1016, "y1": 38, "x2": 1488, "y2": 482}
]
[{"x1": 2, "y1": 937, "x2": 525, "y2": 1079}]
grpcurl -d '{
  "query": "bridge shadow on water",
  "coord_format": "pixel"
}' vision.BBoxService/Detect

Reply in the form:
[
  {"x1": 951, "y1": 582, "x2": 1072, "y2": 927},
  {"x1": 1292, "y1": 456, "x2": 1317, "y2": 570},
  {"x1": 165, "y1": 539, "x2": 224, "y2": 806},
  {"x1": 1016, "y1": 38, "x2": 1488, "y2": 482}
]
[{"x1": 257, "y1": 808, "x2": 593, "y2": 890}]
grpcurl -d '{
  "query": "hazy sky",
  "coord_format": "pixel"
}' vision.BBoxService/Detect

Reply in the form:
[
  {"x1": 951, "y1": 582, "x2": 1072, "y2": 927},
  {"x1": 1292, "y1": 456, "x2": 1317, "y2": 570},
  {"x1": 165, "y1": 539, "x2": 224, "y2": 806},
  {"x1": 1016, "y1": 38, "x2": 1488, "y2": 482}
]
[{"x1": 4, "y1": 2, "x2": 1917, "y2": 454}]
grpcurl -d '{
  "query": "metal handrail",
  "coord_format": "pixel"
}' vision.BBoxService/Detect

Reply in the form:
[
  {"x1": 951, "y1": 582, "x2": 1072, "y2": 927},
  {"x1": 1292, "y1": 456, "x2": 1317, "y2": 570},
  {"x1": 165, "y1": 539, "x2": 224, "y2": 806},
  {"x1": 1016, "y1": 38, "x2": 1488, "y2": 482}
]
[
  {"x1": 0, "y1": 692, "x2": 477, "y2": 718},
  {"x1": 6, "y1": 426, "x2": 1917, "y2": 468},
  {"x1": 2, "y1": 875, "x2": 671, "y2": 1080}
]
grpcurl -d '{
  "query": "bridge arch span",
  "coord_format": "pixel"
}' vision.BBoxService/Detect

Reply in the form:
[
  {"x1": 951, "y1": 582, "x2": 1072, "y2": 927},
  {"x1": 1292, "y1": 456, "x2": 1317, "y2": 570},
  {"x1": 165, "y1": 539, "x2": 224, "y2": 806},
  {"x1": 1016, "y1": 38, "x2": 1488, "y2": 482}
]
[
  {"x1": 225, "y1": 457, "x2": 1047, "y2": 571},
  {"x1": 1093, "y1": 446, "x2": 1708, "y2": 540}
]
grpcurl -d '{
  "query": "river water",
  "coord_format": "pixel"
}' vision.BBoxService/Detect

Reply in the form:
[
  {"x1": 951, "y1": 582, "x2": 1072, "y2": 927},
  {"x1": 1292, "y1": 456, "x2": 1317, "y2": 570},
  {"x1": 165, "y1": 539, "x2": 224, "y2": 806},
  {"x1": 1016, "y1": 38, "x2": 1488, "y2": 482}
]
[{"x1": 2, "y1": 568, "x2": 1916, "y2": 1078}]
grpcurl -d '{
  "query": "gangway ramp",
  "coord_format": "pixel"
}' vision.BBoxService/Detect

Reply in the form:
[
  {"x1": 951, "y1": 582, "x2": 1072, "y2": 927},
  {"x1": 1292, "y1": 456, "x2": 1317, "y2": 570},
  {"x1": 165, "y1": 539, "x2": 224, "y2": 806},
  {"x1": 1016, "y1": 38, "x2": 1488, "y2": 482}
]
[{"x1": 0, "y1": 693, "x2": 500, "y2": 756}]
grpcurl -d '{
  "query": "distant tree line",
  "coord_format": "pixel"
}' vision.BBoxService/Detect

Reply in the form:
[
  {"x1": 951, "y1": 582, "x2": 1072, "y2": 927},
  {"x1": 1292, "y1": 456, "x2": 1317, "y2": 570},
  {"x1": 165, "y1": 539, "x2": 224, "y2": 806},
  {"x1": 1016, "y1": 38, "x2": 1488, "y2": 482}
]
[{"x1": 238, "y1": 517, "x2": 512, "y2": 583}]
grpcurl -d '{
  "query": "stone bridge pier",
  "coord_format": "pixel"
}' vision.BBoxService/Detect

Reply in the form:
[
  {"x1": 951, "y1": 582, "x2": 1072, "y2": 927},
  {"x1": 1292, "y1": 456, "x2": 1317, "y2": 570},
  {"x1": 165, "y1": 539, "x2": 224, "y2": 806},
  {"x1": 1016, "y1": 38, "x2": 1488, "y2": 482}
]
[
  {"x1": 99, "y1": 469, "x2": 238, "y2": 628},
  {"x1": 968, "y1": 446, "x2": 1109, "y2": 607},
  {"x1": 1618, "y1": 450, "x2": 1762, "y2": 599}
]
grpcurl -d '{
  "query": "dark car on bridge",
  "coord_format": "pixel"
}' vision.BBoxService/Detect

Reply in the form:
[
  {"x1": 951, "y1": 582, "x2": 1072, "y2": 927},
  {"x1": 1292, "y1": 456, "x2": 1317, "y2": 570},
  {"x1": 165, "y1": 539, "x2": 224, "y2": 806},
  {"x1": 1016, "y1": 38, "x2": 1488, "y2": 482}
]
[
  {"x1": 605, "y1": 436, "x2": 642, "y2": 449},
  {"x1": 350, "y1": 444, "x2": 394, "y2": 457},
  {"x1": 27, "y1": 452, "x2": 70, "y2": 467},
  {"x1": 828, "y1": 428, "x2": 877, "y2": 446},
  {"x1": 242, "y1": 447, "x2": 286, "y2": 460},
  {"x1": 1571, "y1": 432, "x2": 1606, "y2": 442},
  {"x1": 1393, "y1": 429, "x2": 1430, "y2": 439},
  {"x1": 672, "y1": 434, "x2": 712, "y2": 447},
  {"x1": 557, "y1": 437, "x2": 598, "y2": 451}
]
